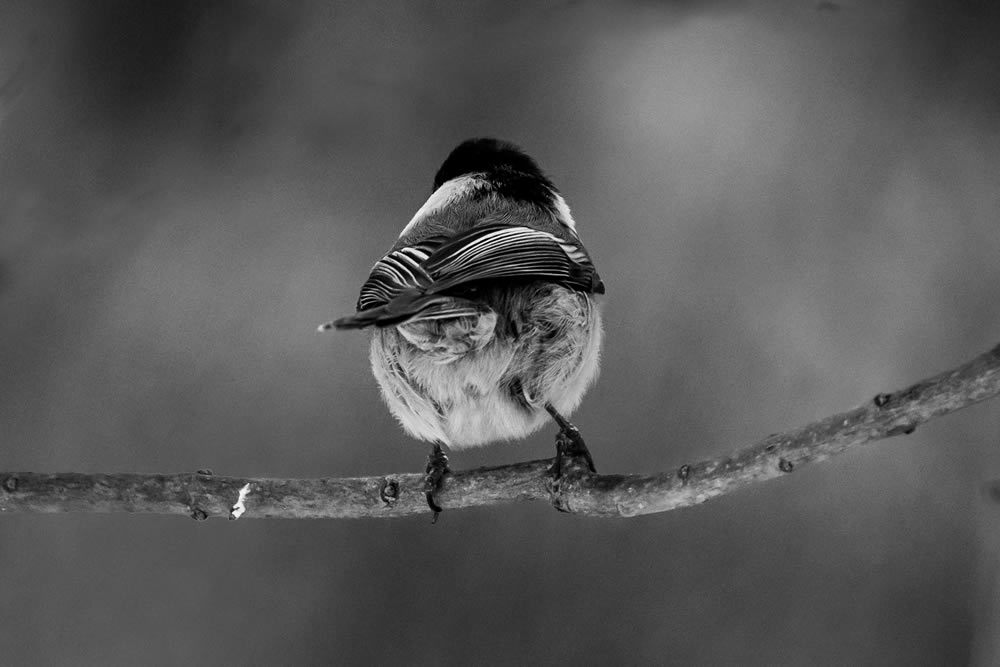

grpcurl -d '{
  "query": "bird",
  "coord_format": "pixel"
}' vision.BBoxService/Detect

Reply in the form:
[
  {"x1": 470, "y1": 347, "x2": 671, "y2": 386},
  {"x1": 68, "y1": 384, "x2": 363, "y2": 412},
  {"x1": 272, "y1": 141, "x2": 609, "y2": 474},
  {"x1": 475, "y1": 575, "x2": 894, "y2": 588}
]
[{"x1": 319, "y1": 138, "x2": 605, "y2": 518}]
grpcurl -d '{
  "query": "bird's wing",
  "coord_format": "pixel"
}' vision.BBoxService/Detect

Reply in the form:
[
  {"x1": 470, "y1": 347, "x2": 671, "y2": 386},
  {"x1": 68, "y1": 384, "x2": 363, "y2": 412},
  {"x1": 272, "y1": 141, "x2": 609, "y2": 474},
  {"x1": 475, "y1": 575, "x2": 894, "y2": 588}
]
[
  {"x1": 329, "y1": 223, "x2": 603, "y2": 330},
  {"x1": 355, "y1": 242, "x2": 438, "y2": 311},
  {"x1": 421, "y1": 223, "x2": 604, "y2": 295}
]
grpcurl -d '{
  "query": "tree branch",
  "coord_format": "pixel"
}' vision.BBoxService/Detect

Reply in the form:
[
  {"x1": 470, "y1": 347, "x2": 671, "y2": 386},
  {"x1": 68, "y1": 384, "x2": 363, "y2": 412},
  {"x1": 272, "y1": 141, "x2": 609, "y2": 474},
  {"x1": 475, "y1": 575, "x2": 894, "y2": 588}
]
[{"x1": 2, "y1": 342, "x2": 999, "y2": 520}]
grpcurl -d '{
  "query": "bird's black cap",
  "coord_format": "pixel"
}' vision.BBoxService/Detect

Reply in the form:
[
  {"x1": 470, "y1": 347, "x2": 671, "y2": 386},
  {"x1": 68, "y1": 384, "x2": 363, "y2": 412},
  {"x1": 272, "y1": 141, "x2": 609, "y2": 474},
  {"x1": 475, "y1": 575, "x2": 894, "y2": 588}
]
[{"x1": 432, "y1": 138, "x2": 555, "y2": 192}]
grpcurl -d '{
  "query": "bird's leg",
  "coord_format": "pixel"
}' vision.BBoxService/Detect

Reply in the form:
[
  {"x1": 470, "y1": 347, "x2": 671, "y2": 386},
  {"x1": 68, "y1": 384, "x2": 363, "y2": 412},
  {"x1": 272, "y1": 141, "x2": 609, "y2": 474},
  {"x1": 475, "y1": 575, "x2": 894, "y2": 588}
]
[
  {"x1": 424, "y1": 441, "x2": 450, "y2": 522},
  {"x1": 545, "y1": 403, "x2": 596, "y2": 477}
]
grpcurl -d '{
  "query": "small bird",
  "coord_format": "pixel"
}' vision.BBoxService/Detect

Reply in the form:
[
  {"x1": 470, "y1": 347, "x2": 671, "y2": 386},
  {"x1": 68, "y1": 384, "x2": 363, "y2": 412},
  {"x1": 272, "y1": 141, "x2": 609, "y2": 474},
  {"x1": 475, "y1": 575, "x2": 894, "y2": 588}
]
[{"x1": 320, "y1": 138, "x2": 604, "y2": 517}]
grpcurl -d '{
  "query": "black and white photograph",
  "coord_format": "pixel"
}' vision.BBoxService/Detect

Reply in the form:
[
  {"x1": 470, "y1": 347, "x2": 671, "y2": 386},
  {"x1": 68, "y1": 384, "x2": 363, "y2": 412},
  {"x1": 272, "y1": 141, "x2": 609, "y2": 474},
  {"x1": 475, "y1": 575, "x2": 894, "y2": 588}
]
[{"x1": 1, "y1": 1, "x2": 999, "y2": 665}]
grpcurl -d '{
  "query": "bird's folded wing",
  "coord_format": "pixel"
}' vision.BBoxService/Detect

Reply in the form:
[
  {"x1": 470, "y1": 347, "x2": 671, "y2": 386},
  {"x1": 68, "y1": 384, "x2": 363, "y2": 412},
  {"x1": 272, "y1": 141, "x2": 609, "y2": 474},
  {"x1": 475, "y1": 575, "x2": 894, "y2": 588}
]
[
  {"x1": 355, "y1": 243, "x2": 437, "y2": 311},
  {"x1": 421, "y1": 224, "x2": 604, "y2": 296},
  {"x1": 329, "y1": 224, "x2": 603, "y2": 330}
]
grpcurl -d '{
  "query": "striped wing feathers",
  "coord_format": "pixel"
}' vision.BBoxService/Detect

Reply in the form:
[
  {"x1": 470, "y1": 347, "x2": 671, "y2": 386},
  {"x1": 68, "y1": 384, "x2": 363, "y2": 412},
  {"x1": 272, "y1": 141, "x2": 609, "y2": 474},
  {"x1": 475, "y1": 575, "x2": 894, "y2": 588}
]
[{"x1": 335, "y1": 223, "x2": 602, "y2": 329}]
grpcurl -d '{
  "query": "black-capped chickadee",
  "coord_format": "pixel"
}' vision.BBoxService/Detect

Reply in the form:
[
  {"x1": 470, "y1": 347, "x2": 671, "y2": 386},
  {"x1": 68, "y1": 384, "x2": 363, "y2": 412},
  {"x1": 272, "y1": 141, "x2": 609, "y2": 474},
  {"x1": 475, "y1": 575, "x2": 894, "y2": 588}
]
[{"x1": 320, "y1": 138, "x2": 604, "y2": 516}]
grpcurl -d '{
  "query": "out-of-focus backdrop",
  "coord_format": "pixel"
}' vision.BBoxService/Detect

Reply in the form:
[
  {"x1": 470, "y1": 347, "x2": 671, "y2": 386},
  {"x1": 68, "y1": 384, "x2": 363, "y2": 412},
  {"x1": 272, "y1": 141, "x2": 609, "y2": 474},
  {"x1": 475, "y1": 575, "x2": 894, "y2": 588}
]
[{"x1": 1, "y1": 1, "x2": 999, "y2": 664}]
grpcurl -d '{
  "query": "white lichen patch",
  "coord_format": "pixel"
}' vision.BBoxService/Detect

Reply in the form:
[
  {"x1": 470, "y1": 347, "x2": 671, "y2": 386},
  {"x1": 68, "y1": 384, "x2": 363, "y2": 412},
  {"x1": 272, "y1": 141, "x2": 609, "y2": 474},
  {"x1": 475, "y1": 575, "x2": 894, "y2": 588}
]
[{"x1": 229, "y1": 483, "x2": 252, "y2": 520}]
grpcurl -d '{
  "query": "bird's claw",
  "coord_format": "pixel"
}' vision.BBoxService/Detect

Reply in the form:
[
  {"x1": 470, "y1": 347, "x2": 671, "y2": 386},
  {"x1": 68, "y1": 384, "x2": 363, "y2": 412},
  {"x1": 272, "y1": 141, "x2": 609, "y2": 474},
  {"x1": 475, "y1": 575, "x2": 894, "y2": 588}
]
[
  {"x1": 545, "y1": 404, "x2": 597, "y2": 478},
  {"x1": 424, "y1": 443, "x2": 450, "y2": 522},
  {"x1": 549, "y1": 424, "x2": 597, "y2": 477}
]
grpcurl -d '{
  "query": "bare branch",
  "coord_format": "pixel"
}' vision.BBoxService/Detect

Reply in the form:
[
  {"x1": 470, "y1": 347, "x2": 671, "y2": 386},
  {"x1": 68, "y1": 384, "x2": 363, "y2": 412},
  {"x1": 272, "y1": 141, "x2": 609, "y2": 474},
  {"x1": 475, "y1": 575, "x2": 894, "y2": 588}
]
[{"x1": 2, "y1": 342, "x2": 999, "y2": 520}]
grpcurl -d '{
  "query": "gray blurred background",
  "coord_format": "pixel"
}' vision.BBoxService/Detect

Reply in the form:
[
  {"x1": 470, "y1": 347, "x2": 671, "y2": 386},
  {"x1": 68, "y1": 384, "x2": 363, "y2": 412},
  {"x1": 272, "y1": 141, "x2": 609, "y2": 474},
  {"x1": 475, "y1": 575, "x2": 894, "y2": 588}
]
[{"x1": 1, "y1": 1, "x2": 999, "y2": 664}]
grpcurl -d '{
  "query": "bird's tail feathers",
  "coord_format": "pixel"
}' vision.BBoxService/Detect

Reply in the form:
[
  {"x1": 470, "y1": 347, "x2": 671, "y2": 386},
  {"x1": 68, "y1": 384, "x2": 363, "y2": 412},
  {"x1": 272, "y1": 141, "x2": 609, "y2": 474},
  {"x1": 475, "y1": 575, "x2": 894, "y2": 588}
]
[{"x1": 319, "y1": 292, "x2": 480, "y2": 331}]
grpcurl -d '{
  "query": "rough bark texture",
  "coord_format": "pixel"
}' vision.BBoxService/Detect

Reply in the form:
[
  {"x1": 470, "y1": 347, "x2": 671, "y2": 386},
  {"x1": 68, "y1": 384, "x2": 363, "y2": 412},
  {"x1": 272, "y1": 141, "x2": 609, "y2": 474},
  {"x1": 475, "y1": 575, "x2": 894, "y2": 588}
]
[{"x1": 2, "y1": 343, "x2": 998, "y2": 520}]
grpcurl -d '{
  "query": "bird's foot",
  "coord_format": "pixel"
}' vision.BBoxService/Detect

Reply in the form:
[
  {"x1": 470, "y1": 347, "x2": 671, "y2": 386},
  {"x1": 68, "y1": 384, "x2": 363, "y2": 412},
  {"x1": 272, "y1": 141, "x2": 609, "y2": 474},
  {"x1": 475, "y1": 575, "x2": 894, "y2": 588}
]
[
  {"x1": 545, "y1": 404, "x2": 597, "y2": 478},
  {"x1": 424, "y1": 442, "x2": 450, "y2": 523}
]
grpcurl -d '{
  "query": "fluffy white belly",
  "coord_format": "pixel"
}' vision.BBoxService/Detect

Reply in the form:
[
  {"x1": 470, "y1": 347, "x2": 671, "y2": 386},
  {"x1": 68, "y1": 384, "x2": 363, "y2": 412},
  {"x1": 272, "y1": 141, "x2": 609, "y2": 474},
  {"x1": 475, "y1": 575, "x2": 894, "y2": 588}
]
[{"x1": 368, "y1": 286, "x2": 602, "y2": 448}]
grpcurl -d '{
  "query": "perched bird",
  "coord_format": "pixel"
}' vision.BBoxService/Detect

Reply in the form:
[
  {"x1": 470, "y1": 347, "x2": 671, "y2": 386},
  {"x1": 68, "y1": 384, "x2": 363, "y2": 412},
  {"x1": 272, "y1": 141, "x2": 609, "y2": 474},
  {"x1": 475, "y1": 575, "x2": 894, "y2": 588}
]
[{"x1": 320, "y1": 138, "x2": 604, "y2": 517}]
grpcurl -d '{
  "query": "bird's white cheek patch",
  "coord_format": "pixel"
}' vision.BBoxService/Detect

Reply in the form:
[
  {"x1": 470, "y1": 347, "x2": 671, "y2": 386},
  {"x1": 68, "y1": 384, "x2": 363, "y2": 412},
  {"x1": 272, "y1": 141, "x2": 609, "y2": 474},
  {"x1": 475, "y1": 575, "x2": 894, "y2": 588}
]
[
  {"x1": 552, "y1": 193, "x2": 577, "y2": 232},
  {"x1": 399, "y1": 175, "x2": 484, "y2": 238}
]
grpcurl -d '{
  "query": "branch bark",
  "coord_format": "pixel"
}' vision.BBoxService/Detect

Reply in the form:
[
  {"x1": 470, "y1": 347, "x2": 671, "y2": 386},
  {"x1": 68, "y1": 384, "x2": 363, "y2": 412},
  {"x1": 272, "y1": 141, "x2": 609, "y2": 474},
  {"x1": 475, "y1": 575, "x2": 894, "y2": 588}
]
[{"x1": 2, "y1": 342, "x2": 999, "y2": 520}]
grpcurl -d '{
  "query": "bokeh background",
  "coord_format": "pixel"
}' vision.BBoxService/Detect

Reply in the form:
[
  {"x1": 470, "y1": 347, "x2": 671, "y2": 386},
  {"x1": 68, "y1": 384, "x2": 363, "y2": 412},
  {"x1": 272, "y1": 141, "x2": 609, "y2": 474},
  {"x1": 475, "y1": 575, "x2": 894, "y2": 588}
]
[{"x1": 1, "y1": 1, "x2": 999, "y2": 664}]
